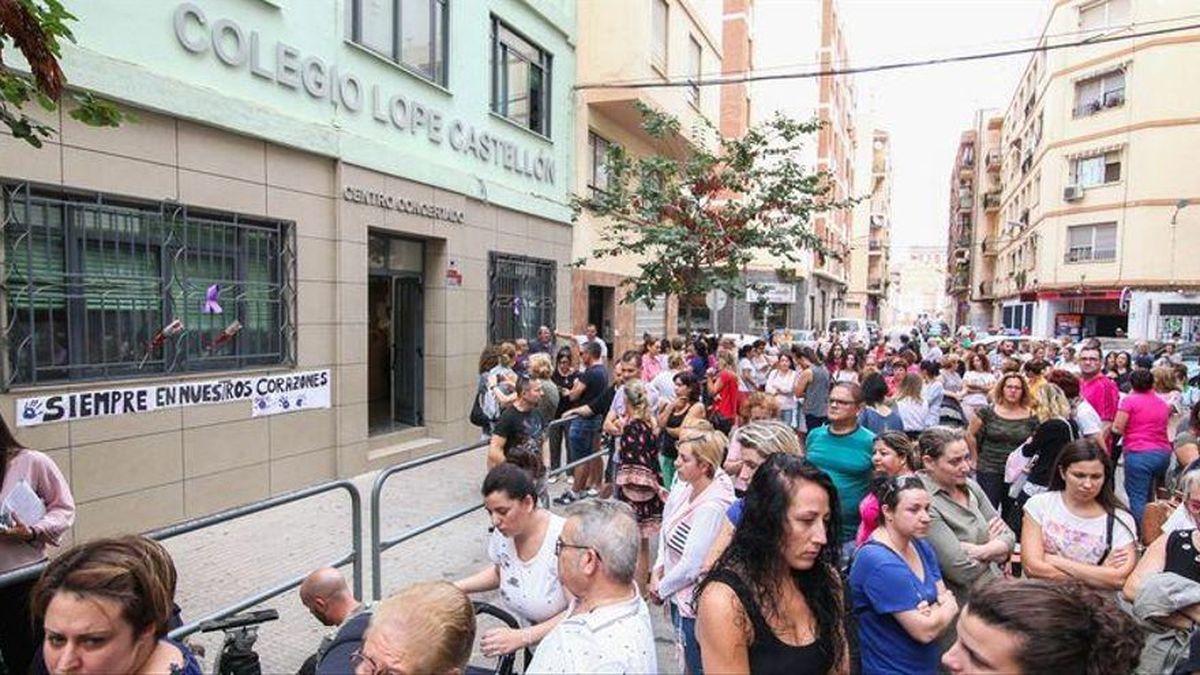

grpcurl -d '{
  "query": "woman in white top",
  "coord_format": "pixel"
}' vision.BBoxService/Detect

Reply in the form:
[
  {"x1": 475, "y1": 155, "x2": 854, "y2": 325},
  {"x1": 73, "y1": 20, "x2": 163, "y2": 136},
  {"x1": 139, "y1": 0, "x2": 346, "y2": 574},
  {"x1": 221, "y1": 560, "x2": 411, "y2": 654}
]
[
  {"x1": 765, "y1": 353, "x2": 800, "y2": 429},
  {"x1": 737, "y1": 345, "x2": 758, "y2": 394},
  {"x1": 895, "y1": 373, "x2": 929, "y2": 438},
  {"x1": 650, "y1": 428, "x2": 736, "y2": 675},
  {"x1": 455, "y1": 463, "x2": 569, "y2": 657},
  {"x1": 835, "y1": 350, "x2": 863, "y2": 384},
  {"x1": 1021, "y1": 439, "x2": 1138, "y2": 590},
  {"x1": 920, "y1": 360, "x2": 945, "y2": 428},
  {"x1": 961, "y1": 352, "x2": 996, "y2": 423}
]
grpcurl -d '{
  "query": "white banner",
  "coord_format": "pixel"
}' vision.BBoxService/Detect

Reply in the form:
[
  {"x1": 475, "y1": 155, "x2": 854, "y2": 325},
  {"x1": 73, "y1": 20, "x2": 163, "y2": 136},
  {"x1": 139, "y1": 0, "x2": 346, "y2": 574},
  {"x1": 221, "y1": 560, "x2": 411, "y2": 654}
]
[
  {"x1": 16, "y1": 369, "x2": 331, "y2": 427},
  {"x1": 746, "y1": 283, "x2": 797, "y2": 305}
]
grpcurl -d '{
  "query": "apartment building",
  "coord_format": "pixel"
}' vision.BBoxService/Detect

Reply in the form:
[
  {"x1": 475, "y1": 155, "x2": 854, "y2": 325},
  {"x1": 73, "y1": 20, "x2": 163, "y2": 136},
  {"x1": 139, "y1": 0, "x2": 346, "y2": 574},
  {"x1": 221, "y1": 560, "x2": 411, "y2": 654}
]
[
  {"x1": 946, "y1": 110, "x2": 1004, "y2": 329},
  {"x1": 0, "y1": 0, "x2": 576, "y2": 539},
  {"x1": 847, "y1": 129, "x2": 893, "y2": 325},
  {"x1": 744, "y1": 0, "x2": 858, "y2": 332},
  {"x1": 992, "y1": 0, "x2": 1200, "y2": 340},
  {"x1": 572, "y1": 0, "x2": 723, "y2": 349},
  {"x1": 892, "y1": 247, "x2": 948, "y2": 326}
]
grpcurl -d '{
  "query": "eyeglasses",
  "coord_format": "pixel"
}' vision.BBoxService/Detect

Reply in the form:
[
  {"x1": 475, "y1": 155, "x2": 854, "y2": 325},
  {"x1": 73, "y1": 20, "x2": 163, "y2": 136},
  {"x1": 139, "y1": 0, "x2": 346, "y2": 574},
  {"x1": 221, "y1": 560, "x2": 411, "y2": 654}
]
[
  {"x1": 555, "y1": 537, "x2": 600, "y2": 560},
  {"x1": 350, "y1": 649, "x2": 403, "y2": 675}
]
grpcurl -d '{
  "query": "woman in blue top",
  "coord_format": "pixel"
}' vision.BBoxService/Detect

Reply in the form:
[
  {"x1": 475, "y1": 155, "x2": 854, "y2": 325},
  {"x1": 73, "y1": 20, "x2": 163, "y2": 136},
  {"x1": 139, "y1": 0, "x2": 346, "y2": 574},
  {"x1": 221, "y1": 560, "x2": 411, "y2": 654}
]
[{"x1": 849, "y1": 475, "x2": 958, "y2": 674}]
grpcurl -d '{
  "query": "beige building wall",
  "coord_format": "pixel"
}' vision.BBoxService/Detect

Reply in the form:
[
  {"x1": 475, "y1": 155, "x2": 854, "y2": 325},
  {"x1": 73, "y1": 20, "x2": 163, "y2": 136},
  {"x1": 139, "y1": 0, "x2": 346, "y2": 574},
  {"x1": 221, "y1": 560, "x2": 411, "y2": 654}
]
[
  {"x1": 892, "y1": 247, "x2": 949, "y2": 326},
  {"x1": 0, "y1": 103, "x2": 572, "y2": 543},
  {"x1": 847, "y1": 128, "x2": 892, "y2": 324},
  {"x1": 572, "y1": 0, "x2": 723, "y2": 347},
  {"x1": 992, "y1": 0, "x2": 1200, "y2": 336}
]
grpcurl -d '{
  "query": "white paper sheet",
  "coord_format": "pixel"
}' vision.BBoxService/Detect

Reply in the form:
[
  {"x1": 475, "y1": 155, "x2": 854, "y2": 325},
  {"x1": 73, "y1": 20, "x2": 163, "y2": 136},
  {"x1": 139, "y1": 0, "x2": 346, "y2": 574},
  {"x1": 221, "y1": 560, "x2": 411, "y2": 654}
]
[{"x1": 1, "y1": 480, "x2": 46, "y2": 527}]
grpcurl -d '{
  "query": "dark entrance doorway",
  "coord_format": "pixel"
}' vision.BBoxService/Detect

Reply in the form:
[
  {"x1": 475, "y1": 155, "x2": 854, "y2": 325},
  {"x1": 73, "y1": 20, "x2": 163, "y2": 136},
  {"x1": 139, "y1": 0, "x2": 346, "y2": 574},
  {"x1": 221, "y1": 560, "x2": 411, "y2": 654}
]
[
  {"x1": 587, "y1": 285, "x2": 615, "y2": 349},
  {"x1": 367, "y1": 233, "x2": 424, "y2": 434}
]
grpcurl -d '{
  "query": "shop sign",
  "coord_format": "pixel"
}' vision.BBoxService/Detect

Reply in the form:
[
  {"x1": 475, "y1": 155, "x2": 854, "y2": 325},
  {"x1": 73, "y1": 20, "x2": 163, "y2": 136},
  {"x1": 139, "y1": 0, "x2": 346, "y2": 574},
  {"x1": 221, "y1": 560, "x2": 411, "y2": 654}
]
[
  {"x1": 15, "y1": 369, "x2": 331, "y2": 427},
  {"x1": 172, "y1": 3, "x2": 557, "y2": 185},
  {"x1": 746, "y1": 283, "x2": 797, "y2": 305},
  {"x1": 342, "y1": 186, "x2": 465, "y2": 223}
]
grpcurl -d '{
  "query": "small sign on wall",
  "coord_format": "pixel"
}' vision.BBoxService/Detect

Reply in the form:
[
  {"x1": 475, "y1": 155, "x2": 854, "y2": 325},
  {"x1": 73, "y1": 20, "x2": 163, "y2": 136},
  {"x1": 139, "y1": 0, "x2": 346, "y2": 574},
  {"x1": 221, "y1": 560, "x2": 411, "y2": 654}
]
[
  {"x1": 16, "y1": 369, "x2": 332, "y2": 427},
  {"x1": 446, "y1": 259, "x2": 463, "y2": 287}
]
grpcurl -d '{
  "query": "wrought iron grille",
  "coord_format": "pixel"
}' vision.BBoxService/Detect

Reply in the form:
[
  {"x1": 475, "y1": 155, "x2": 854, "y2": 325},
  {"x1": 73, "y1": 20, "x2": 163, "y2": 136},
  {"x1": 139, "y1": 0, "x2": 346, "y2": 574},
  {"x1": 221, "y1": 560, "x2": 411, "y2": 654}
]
[
  {"x1": 487, "y1": 252, "x2": 555, "y2": 343},
  {"x1": 1, "y1": 183, "x2": 296, "y2": 388}
]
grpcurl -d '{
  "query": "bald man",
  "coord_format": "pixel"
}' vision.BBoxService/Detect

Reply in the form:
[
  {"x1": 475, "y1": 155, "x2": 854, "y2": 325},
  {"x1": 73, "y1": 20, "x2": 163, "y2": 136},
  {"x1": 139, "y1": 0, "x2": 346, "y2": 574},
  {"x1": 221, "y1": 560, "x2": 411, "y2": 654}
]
[{"x1": 298, "y1": 567, "x2": 370, "y2": 675}]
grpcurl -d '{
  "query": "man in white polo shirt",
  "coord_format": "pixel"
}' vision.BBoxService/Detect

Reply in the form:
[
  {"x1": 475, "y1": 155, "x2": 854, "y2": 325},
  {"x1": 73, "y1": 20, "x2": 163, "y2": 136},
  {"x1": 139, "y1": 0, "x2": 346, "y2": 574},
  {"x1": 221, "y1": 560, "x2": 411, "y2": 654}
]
[{"x1": 527, "y1": 499, "x2": 657, "y2": 675}]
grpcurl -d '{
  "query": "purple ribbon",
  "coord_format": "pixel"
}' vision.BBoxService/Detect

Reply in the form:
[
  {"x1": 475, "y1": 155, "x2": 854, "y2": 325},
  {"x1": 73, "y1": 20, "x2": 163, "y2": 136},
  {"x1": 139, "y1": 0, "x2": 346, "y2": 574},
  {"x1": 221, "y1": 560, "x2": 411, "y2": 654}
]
[{"x1": 202, "y1": 284, "x2": 223, "y2": 314}]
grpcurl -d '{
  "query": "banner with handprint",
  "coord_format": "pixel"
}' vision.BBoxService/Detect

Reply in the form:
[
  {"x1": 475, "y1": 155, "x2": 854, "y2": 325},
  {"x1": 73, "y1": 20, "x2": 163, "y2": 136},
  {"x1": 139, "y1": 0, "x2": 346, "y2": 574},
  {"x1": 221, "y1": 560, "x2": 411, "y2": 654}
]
[{"x1": 16, "y1": 369, "x2": 331, "y2": 427}]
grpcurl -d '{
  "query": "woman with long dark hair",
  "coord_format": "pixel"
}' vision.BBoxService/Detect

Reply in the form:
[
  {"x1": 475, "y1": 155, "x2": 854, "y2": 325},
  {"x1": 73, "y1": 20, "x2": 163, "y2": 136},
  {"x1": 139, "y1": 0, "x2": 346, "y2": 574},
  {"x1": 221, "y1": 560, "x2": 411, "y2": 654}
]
[
  {"x1": 695, "y1": 453, "x2": 846, "y2": 674},
  {"x1": 1020, "y1": 439, "x2": 1137, "y2": 590},
  {"x1": 658, "y1": 372, "x2": 707, "y2": 489},
  {"x1": 0, "y1": 415, "x2": 75, "y2": 675}
]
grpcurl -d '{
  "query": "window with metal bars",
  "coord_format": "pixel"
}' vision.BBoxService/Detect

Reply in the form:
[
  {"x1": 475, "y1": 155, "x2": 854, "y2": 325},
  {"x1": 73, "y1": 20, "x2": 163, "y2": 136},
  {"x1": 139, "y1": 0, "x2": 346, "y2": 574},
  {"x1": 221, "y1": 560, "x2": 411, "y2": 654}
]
[
  {"x1": 1, "y1": 184, "x2": 296, "y2": 388},
  {"x1": 487, "y1": 252, "x2": 555, "y2": 343}
]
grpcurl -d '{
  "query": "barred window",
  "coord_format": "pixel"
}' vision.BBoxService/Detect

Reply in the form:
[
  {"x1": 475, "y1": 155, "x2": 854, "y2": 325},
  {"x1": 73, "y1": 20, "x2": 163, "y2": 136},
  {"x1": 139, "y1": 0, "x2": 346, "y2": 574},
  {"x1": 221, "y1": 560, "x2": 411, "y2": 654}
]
[
  {"x1": 488, "y1": 252, "x2": 555, "y2": 343},
  {"x1": 2, "y1": 184, "x2": 295, "y2": 388}
]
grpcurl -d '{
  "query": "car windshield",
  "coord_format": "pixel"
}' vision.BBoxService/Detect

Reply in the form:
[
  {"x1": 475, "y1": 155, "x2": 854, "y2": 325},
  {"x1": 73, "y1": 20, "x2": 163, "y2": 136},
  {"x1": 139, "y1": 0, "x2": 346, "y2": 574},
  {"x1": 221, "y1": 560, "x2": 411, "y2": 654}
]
[{"x1": 829, "y1": 320, "x2": 859, "y2": 333}]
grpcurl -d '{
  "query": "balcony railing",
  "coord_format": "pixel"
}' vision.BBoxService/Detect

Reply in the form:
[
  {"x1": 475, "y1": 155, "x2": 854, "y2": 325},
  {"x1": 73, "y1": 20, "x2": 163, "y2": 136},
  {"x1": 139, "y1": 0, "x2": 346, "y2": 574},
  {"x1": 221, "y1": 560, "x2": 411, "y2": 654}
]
[
  {"x1": 977, "y1": 280, "x2": 994, "y2": 298},
  {"x1": 986, "y1": 149, "x2": 1001, "y2": 172},
  {"x1": 981, "y1": 236, "x2": 997, "y2": 256},
  {"x1": 868, "y1": 239, "x2": 884, "y2": 252},
  {"x1": 983, "y1": 191, "x2": 1001, "y2": 211}
]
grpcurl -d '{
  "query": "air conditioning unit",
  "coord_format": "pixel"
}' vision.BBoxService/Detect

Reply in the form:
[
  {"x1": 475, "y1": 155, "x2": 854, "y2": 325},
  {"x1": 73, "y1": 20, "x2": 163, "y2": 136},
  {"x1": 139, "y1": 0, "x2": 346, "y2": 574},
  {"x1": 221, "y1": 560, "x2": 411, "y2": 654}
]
[{"x1": 1063, "y1": 184, "x2": 1084, "y2": 202}]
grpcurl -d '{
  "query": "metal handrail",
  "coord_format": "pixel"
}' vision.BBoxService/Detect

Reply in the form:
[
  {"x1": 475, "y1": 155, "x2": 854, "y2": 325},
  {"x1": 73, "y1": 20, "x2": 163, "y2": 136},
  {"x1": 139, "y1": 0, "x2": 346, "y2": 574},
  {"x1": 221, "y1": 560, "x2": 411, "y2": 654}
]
[
  {"x1": 0, "y1": 478, "x2": 363, "y2": 641},
  {"x1": 369, "y1": 417, "x2": 595, "y2": 601}
]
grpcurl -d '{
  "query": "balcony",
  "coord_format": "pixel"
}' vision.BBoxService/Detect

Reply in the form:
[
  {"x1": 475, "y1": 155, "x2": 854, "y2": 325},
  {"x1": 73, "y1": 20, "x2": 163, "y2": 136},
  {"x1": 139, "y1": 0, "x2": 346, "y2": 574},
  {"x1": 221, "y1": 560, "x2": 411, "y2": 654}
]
[
  {"x1": 981, "y1": 236, "x2": 997, "y2": 256},
  {"x1": 867, "y1": 278, "x2": 885, "y2": 294},
  {"x1": 957, "y1": 191, "x2": 973, "y2": 211},
  {"x1": 869, "y1": 213, "x2": 886, "y2": 229},
  {"x1": 983, "y1": 191, "x2": 1001, "y2": 211},
  {"x1": 977, "y1": 280, "x2": 994, "y2": 298},
  {"x1": 986, "y1": 149, "x2": 1001, "y2": 173},
  {"x1": 868, "y1": 238, "x2": 884, "y2": 253}
]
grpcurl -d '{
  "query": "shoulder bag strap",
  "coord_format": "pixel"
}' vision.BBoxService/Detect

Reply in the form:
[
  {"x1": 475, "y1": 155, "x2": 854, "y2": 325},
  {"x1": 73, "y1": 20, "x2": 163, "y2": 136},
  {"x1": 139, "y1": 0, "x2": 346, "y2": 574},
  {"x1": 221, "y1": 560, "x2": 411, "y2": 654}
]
[{"x1": 1097, "y1": 511, "x2": 1116, "y2": 565}]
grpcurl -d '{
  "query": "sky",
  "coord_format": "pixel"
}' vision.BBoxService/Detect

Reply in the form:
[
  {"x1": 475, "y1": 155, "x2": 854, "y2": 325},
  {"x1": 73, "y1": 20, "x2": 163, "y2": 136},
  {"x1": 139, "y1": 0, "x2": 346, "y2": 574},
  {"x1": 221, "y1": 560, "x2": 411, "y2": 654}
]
[{"x1": 833, "y1": 0, "x2": 1051, "y2": 249}]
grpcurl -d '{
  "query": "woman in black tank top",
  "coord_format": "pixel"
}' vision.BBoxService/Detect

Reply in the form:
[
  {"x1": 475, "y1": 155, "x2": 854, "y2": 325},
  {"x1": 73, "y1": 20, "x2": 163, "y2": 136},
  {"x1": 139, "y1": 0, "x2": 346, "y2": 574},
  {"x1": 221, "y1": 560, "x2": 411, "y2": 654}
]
[
  {"x1": 695, "y1": 454, "x2": 845, "y2": 674},
  {"x1": 1124, "y1": 471, "x2": 1200, "y2": 605}
]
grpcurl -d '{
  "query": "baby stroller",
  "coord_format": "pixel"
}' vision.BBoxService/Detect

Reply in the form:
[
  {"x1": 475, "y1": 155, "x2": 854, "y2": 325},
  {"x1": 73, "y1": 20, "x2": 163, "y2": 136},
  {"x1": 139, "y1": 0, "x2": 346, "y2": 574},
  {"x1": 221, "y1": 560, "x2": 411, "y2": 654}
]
[
  {"x1": 466, "y1": 602, "x2": 530, "y2": 675},
  {"x1": 939, "y1": 396, "x2": 967, "y2": 429}
]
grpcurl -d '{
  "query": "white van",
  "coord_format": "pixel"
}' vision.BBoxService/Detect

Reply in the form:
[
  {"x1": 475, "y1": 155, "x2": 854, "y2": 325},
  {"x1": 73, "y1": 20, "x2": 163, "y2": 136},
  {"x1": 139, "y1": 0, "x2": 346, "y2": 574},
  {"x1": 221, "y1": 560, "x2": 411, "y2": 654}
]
[{"x1": 827, "y1": 317, "x2": 870, "y2": 345}]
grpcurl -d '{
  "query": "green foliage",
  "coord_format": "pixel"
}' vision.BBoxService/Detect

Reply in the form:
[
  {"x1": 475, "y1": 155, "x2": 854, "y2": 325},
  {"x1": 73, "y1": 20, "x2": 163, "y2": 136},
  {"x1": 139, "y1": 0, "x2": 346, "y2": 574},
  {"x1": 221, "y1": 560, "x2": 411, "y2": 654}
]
[
  {"x1": 571, "y1": 102, "x2": 854, "y2": 331},
  {"x1": 1, "y1": 0, "x2": 127, "y2": 148}
]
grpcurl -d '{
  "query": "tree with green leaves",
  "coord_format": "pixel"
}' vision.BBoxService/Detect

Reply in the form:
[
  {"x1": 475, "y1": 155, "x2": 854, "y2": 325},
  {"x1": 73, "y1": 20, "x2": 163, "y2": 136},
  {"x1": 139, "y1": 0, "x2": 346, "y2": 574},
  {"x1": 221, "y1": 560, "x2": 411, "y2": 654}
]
[
  {"x1": 1, "y1": 0, "x2": 123, "y2": 147},
  {"x1": 572, "y1": 102, "x2": 851, "y2": 336}
]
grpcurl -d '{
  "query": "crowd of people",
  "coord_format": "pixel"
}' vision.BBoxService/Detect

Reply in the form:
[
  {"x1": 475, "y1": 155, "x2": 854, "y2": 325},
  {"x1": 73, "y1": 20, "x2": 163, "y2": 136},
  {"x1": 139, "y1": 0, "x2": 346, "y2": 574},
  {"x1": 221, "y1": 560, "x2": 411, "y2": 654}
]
[
  {"x1": 3, "y1": 321, "x2": 1200, "y2": 673},
  {"x1": 449, "y1": 323, "x2": 1200, "y2": 673}
]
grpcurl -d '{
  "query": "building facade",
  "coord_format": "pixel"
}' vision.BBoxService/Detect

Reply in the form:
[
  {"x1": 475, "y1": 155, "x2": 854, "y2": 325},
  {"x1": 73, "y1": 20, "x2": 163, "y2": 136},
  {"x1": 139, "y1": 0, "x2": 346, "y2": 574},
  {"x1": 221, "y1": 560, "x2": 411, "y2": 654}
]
[
  {"x1": 946, "y1": 111, "x2": 1003, "y2": 331},
  {"x1": 847, "y1": 128, "x2": 893, "y2": 325},
  {"x1": 571, "y1": 0, "x2": 723, "y2": 349},
  {"x1": 892, "y1": 246, "x2": 948, "y2": 327},
  {"x1": 991, "y1": 0, "x2": 1200, "y2": 340},
  {"x1": 0, "y1": 0, "x2": 576, "y2": 540},
  {"x1": 744, "y1": 0, "x2": 858, "y2": 332}
]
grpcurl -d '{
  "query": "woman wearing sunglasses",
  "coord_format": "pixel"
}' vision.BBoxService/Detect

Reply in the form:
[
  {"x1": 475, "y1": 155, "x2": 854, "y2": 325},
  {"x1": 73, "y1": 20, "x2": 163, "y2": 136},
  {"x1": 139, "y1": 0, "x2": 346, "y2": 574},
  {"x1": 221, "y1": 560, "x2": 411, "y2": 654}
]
[{"x1": 850, "y1": 475, "x2": 957, "y2": 674}]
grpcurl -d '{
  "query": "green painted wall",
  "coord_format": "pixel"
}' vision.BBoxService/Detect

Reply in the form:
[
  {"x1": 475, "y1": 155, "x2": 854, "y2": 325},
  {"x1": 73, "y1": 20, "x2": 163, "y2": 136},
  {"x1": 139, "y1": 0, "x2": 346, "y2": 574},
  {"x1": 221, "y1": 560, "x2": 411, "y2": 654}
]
[{"x1": 56, "y1": 0, "x2": 577, "y2": 223}]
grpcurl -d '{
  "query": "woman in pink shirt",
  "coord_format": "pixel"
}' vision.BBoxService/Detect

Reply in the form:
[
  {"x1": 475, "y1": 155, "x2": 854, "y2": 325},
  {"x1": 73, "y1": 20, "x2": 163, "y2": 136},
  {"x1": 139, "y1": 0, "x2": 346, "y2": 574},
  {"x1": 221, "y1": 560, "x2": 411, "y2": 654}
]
[
  {"x1": 0, "y1": 416, "x2": 76, "y2": 674},
  {"x1": 1114, "y1": 369, "x2": 1172, "y2": 530}
]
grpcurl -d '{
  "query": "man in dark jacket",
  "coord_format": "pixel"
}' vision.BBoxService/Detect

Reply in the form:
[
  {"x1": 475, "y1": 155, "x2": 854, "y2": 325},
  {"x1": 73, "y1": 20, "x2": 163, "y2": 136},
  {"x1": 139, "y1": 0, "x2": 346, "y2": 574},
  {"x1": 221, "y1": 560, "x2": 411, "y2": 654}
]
[{"x1": 299, "y1": 567, "x2": 371, "y2": 675}]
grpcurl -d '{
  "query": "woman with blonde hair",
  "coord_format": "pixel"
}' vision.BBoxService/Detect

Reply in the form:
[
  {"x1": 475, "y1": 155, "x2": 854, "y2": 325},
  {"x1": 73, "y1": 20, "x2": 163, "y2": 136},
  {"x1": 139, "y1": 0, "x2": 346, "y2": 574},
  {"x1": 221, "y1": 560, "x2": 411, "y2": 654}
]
[
  {"x1": 650, "y1": 428, "x2": 735, "y2": 674},
  {"x1": 967, "y1": 372, "x2": 1038, "y2": 511},
  {"x1": 895, "y1": 372, "x2": 929, "y2": 439},
  {"x1": 1009, "y1": 383, "x2": 1079, "y2": 533},
  {"x1": 615, "y1": 380, "x2": 665, "y2": 586},
  {"x1": 1153, "y1": 365, "x2": 1184, "y2": 431}
]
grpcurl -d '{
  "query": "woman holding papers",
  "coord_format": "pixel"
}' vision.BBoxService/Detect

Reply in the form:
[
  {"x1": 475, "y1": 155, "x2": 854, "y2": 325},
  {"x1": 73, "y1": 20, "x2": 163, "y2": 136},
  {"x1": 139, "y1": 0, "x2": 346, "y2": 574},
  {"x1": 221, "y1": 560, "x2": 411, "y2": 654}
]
[{"x1": 0, "y1": 414, "x2": 76, "y2": 675}]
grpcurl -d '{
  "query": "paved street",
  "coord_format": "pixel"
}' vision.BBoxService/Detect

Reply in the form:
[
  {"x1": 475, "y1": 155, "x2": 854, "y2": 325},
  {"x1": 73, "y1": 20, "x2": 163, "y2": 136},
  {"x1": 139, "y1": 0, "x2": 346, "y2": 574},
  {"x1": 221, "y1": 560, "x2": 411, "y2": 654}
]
[{"x1": 168, "y1": 447, "x2": 678, "y2": 674}]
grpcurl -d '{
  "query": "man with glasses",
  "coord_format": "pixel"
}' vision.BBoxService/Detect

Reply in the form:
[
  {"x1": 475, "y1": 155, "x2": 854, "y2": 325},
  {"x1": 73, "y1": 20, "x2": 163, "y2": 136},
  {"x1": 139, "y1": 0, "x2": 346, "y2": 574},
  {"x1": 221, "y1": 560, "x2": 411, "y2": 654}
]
[
  {"x1": 527, "y1": 499, "x2": 657, "y2": 674},
  {"x1": 1078, "y1": 344, "x2": 1120, "y2": 451},
  {"x1": 804, "y1": 381, "x2": 876, "y2": 562}
]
